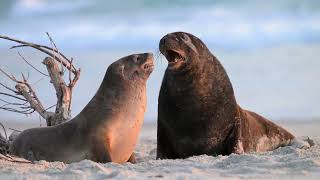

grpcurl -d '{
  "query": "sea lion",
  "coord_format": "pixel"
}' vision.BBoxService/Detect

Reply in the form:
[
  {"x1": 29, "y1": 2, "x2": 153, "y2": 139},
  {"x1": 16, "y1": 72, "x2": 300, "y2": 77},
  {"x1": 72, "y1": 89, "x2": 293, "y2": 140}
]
[
  {"x1": 10, "y1": 53, "x2": 154, "y2": 163},
  {"x1": 157, "y1": 32, "x2": 297, "y2": 159}
]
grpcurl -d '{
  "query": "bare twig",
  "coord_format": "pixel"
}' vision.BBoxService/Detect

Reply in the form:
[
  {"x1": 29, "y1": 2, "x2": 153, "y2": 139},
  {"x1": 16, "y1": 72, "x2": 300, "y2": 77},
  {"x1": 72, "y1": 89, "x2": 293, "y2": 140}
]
[
  {"x1": 1, "y1": 34, "x2": 81, "y2": 87},
  {"x1": 0, "y1": 92, "x2": 26, "y2": 101},
  {"x1": 31, "y1": 78, "x2": 44, "y2": 87},
  {"x1": 46, "y1": 32, "x2": 65, "y2": 73},
  {"x1": 0, "y1": 154, "x2": 33, "y2": 164},
  {"x1": 46, "y1": 32, "x2": 60, "y2": 54},
  {"x1": 0, "y1": 107, "x2": 34, "y2": 114},
  {"x1": 0, "y1": 122, "x2": 7, "y2": 140},
  {"x1": 11, "y1": 44, "x2": 72, "y2": 68},
  {"x1": 17, "y1": 51, "x2": 49, "y2": 77},
  {"x1": 0, "y1": 82, "x2": 19, "y2": 93},
  {"x1": 0, "y1": 35, "x2": 77, "y2": 73},
  {"x1": 69, "y1": 58, "x2": 73, "y2": 85},
  {"x1": 0, "y1": 68, "x2": 18, "y2": 82},
  {"x1": 0, "y1": 98, "x2": 28, "y2": 106},
  {"x1": 8, "y1": 128, "x2": 22, "y2": 132},
  {"x1": 45, "y1": 104, "x2": 56, "y2": 111}
]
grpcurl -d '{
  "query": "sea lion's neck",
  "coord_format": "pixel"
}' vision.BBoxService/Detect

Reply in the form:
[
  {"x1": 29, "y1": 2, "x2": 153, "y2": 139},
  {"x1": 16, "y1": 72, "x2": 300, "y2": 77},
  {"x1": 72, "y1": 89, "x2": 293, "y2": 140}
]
[
  {"x1": 80, "y1": 71, "x2": 146, "y2": 125},
  {"x1": 168, "y1": 56, "x2": 233, "y2": 96},
  {"x1": 165, "y1": 54, "x2": 238, "y2": 123}
]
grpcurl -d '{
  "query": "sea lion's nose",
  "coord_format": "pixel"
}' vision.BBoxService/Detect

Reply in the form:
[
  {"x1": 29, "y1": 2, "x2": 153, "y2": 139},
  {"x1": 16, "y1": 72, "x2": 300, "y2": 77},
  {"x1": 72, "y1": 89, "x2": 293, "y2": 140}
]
[
  {"x1": 160, "y1": 37, "x2": 166, "y2": 44},
  {"x1": 159, "y1": 38, "x2": 166, "y2": 51},
  {"x1": 142, "y1": 53, "x2": 154, "y2": 64},
  {"x1": 136, "y1": 53, "x2": 153, "y2": 64},
  {"x1": 160, "y1": 33, "x2": 174, "y2": 45},
  {"x1": 145, "y1": 53, "x2": 153, "y2": 59}
]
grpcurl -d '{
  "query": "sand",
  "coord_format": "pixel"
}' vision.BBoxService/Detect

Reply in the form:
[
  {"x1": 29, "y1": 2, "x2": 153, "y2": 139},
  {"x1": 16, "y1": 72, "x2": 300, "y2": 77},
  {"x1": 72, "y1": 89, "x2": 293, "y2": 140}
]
[{"x1": 0, "y1": 120, "x2": 319, "y2": 180}]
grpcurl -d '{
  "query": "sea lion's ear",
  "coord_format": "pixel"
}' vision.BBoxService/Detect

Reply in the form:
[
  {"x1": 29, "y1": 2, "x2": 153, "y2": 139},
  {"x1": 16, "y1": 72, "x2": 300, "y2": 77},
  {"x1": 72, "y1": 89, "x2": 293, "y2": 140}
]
[
  {"x1": 181, "y1": 33, "x2": 191, "y2": 42},
  {"x1": 108, "y1": 62, "x2": 125, "y2": 79}
]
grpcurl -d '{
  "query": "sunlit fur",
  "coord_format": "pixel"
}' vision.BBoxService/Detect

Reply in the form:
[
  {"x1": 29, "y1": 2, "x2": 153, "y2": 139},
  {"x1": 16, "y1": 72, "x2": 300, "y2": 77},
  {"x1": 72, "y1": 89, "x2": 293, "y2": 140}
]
[{"x1": 10, "y1": 53, "x2": 154, "y2": 163}]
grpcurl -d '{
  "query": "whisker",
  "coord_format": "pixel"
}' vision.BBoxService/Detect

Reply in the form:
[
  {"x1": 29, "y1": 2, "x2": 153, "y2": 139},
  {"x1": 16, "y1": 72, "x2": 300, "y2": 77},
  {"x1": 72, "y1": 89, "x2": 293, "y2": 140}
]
[{"x1": 154, "y1": 49, "x2": 165, "y2": 67}]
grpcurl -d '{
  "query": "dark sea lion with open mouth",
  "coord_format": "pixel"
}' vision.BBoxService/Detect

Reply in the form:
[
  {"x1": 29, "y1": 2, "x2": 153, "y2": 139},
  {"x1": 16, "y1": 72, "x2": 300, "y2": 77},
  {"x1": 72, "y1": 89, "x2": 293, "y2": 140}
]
[
  {"x1": 10, "y1": 53, "x2": 154, "y2": 163},
  {"x1": 157, "y1": 32, "x2": 305, "y2": 159}
]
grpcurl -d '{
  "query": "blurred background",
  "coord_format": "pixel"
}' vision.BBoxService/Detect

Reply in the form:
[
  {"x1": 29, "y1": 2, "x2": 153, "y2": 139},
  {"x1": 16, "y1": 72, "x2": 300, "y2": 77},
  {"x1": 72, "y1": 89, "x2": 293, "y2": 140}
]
[{"x1": 0, "y1": 0, "x2": 319, "y2": 124}]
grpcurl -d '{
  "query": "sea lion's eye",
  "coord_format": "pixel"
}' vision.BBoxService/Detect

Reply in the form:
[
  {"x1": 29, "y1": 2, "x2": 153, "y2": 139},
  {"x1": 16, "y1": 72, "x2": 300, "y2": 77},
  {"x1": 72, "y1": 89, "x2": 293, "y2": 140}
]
[
  {"x1": 133, "y1": 56, "x2": 140, "y2": 63},
  {"x1": 181, "y1": 34, "x2": 190, "y2": 42},
  {"x1": 179, "y1": 33, "x2": 198, "y2": 54}
]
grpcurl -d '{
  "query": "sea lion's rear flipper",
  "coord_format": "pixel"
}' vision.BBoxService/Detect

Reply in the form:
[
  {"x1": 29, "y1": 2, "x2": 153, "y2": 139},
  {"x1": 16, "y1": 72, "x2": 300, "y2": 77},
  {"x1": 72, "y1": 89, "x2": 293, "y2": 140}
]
[
  {"x1": 290, "y1": 137, "x2": 314, "y2": 149},
  {"x1": 237, "y1": 108, "x2": 296, "y2": 152},
  {"x1": 127, "y1": 152, "x2": 136, "y2": 163}
]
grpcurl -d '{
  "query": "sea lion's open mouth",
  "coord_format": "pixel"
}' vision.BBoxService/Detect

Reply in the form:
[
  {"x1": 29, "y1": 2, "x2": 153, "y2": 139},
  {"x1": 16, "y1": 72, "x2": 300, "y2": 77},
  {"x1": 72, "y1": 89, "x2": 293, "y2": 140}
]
[{"x1": 164, "y1": 50, "x2": 185, "y2": 65}]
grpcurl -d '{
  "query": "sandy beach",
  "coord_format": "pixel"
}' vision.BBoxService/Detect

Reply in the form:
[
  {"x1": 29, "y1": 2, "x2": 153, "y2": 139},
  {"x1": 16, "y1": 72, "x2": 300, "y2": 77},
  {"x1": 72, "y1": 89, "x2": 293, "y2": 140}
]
[{"x1": 0, "y1": 119, "x2": 319, "y2": 180}]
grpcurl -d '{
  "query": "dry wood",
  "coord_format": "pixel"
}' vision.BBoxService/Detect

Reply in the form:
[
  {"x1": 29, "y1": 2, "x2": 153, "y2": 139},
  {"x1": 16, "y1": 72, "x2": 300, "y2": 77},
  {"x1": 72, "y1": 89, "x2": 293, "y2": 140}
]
[
  {"x1": 43, "y1": 57, "x2": 71, "y2": 125},
  {"x1": 0, "y1": 34, "x2": 81, "y2": 126},
  {"x1": 0, "y1": 154, "x2": 33, "y2": 164}
]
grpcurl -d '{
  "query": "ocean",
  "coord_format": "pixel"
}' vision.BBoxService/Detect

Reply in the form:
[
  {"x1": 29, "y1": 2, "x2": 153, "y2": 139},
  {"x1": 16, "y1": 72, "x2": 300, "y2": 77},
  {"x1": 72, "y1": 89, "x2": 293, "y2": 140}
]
[{"x1": 0, "y1": 0, "x2": 319, "y2": 122}]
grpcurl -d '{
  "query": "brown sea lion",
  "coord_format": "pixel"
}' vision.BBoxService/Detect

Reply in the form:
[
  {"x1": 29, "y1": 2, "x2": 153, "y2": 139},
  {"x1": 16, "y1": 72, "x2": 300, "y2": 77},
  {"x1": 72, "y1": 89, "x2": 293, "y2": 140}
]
[
  {"x1": 157, "y1": 32, "x2": 300, "y2": 159},
  {"x1": 10, "y1": 53, "x2": 154, "y2": 163}
]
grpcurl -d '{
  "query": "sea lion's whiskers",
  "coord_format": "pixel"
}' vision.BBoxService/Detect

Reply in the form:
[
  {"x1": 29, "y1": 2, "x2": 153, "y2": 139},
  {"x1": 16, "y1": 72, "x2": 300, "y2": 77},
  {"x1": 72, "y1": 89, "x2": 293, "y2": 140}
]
[{"x1": 154, "y1": 50, "x2": 166, "y2": 67}]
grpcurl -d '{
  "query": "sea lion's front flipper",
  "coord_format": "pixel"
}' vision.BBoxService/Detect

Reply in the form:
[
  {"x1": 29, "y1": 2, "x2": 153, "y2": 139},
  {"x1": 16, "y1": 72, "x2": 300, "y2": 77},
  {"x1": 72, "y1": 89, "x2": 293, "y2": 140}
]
[
  {"x1": 27, "y1": 150, "x2": 36, "y2": 162},
  {"x1": 127, "y1": 152, "x2": 136, "y2": 163},
  {"x1": 231, "y1": 112, "x2": 244, "y2": 154},
  {"x1": 232, "y1": 140, "x2": 244, "y2": 154}
]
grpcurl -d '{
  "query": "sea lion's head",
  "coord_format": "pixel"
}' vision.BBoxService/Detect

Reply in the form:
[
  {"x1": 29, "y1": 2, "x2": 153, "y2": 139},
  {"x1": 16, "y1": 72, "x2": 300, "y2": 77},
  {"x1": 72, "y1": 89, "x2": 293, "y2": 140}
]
[
  {"x1": 159, "y1": 32, "x2": 210, "y2": 72},
  {"x1": 158, "y1": 32, "x2": 236, "y2": 109},
  {"x1": 109, "y1": 53, "x2": 154, "y2": 83}
]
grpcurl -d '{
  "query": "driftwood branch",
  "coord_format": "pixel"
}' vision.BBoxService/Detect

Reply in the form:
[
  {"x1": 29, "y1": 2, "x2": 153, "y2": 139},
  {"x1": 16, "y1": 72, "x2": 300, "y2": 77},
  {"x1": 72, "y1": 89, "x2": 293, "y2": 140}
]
[
  {"x1": 0, "y1": 154, "x2": 33, "y2": 164},
  {"x1": 0, "y1": 67, "x2": 53, "y2": 120},
  {"x1": 0, "y1": 34, "x2": 81, "y2": 126},
  {"x1": 15, "y1": 83, "x2": 53, "y2": 119},
  {"x1": 43, "y1": 57, "x2": 71, "y2": 125}
]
